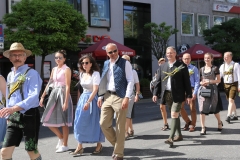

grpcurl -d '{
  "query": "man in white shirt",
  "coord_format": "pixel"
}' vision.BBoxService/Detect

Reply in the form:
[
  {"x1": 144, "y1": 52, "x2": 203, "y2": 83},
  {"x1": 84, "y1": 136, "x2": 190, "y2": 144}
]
[
  {"x1": 97, "y1": 43, "x2": 134, "y2": 160},
  {"x1": 219, "y1": 52, "x2": 240, "y2": 123}
]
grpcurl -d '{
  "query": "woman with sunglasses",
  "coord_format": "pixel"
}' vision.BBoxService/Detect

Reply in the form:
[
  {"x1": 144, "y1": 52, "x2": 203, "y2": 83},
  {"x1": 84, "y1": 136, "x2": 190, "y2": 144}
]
[
  {"x1": 40, "y1": 50, "x2": 73, "y2": 153},
  {"x1": 71, "y1": 55, "x2": 104, "y2": 156},
  {"x1": 0, "y1": 75, "x2": 6, "y2": 149}
]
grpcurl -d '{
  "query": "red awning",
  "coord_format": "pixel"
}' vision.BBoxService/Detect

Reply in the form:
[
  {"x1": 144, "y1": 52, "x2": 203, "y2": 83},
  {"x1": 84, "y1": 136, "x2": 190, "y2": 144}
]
[
  {"x1": 178, "y1": 44, "x2": 222, "y2": 60},
  {"x1": 79, "y1": 38, "x2": 135, "y2": 59}
]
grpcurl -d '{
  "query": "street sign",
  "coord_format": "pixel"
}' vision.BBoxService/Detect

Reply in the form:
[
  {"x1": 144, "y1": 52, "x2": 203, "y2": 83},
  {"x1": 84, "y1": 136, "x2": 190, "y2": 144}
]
[
  {"x1": 0, "y1": 24, "x2": 4, "y2": 43},
  {"x1": 0, "y1": 42, "x2": 4, "y2": 49}
]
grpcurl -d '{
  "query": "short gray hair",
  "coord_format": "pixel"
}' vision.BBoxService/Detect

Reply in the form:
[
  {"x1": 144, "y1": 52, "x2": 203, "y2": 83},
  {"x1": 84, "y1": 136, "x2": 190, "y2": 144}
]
[
  {"x1": 106, "y1": 43, "x2": 118, "y2": 51},
  {"x1": 224, "y1": 51, "x2": 232, "y2": 57},
  {"x1": 166, "y1": 46, "x2": 176, "y2": 53}
]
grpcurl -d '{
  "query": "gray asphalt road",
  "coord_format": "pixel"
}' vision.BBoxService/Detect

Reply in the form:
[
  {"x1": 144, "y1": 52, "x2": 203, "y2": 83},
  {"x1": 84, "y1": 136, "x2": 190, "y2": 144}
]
[{"x1": 13, "y1": 92, "x2": 240, "y2": 160}]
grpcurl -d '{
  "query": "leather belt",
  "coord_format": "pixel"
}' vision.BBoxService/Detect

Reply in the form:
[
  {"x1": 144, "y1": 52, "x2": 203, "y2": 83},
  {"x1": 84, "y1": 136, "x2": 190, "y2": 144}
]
[
  {"x1": 108, "y1": 90, "x2": 117, "y2": 95},
  {"x1": 165, "y1": 90, "x2": 171, "y2": 93}
]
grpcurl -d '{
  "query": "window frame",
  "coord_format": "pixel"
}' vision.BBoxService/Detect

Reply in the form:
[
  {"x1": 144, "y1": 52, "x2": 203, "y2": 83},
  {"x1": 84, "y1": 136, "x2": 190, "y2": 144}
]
[
  {"x1": 88, "y1": 0, "x2": 111, "y2": 28},
  {"x1": 197, "y1": 14, "x2": 210, "y2": 36},
  {"x1": 213, "y1": 15, "x2": 225, "y2": 26},
  {"x1": 181, "y1": 12, "x2": 194, "y2": 36},
  {"x1": 226, "y1": 0, "x2": 238, "y2": 3}
]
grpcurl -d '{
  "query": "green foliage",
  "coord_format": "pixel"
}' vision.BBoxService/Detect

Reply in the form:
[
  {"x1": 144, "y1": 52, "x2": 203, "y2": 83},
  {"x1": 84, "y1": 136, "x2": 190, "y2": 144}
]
[
  {"x1": 144, "y1": 22, "x2": 178, "y2": 59},
  {"x1": 70, "y1": 80, "x2": 78, "y2": 92},
  {"x1": 203, "y1": 18, "x2": 240, "y2": 58},
  {"x1": 3, "y1": 0, "x2": 88, "y2": 56},
  {"x1": 140, "y1": 78, "x2": 150, "y2": 87}
]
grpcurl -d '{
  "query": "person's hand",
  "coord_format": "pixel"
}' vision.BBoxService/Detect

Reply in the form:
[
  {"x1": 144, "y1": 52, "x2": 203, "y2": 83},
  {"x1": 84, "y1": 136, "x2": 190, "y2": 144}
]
[
  {"x1": 62, "y1": 103, "x2": 68, "y2": 111},
  {"x1": 122, "y1": 97, "x2": 129, "y2": 109},
  {"x1": 186, "y1": 98, "x2": 191, "y2": 105},
  {"x1": 134, "y1": 95, "x2": 139, "y2": 102},
  {"x1": 97, "y1": 98, "x2": 102, "y2": 108},
  {"x1": 0, "y1": 107, "x2": 14, "y2": 118},
  {"x1": 192, "y1": 94, "x2": 196, "y2": 100},
  {"x1": 39, "y1": 98, "x2": 44, "y2": 107},
  {"x1": 83, "y1": 102, "x2": 90, "y2": 110},
  {"x1": 152, "y1": 96, "x2": 158, "y2": 103}
]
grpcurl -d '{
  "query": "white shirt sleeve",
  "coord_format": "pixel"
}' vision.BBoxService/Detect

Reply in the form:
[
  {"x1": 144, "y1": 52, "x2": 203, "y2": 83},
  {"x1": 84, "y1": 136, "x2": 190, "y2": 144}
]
[
  {"x1": 219, "y1": 64, "x2": 224, "y2": 78},
  {"x1": 133, "y1": 70, "x2": 139, "y2": 83},
  {"x1": 92, "y1": 71, "x2": 101, "y2": 85},
  {"x1": 125, "y1": 61, "x2": 134, "y2": 98}
]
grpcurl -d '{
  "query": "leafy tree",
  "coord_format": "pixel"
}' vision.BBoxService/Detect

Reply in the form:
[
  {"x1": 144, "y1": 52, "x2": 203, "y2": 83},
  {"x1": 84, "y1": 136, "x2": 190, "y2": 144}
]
[
  {"x1": 203, "y1": 18, "x2": 240, "y2": 58},
  {"x1": 144, "y1": 22, "x2": 178, "y2": 59},
  {"x1": 3, "y1": 0, "x2": 88, "y2": 78}
]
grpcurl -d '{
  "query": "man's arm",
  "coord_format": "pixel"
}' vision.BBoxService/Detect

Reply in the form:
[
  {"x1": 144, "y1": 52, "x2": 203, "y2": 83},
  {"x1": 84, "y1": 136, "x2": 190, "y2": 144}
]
[
  {"x1": 153, "y1": 66, "x2": 161, "y2": 96},
  {"x1": 193, "y1": 66, "x2": 200, "y2": 95},
  {"x1": 183, "y1": 64, "x2": 192, "y2": 98},
  {"x1": 125, "y1": 61, "x2": 134, "y2": 98}
]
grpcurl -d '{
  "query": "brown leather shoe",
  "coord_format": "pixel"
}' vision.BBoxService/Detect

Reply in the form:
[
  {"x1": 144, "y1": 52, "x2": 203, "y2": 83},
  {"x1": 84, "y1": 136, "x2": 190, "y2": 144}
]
[
  {"x1": 164, "y1": 138, "x2": 174, "y2": 146},
  {"x1": 113, "y1": 156, "x2": 123, "y2": 160},
  {"x1": 183, "y1": 121, "x2": 191, "y2": 131},
  {"x1": 189, "y1": 126, "x2": 195, "y2": 132},
  {"x1": 173, "y1": 135, "x2": 183, "y2": 141}
]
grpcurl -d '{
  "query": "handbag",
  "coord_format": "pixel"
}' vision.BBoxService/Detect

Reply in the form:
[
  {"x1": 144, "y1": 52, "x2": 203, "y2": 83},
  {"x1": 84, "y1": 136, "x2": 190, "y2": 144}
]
[
  {"x1": 200, "y1": 88, "x2": 212, "y2": 98},
  {"x1": 43, "y1": 87, "x2": 53, "y2": 107}
]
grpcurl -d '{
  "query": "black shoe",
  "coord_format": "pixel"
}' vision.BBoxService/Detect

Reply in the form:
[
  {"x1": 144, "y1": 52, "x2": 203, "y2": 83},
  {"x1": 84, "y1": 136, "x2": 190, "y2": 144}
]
[
  {"x1": 225, "y1": 116, "x2": 231, "y2": 123},
  {"x1": 231, "y1": 116, "x2": 238, "y2": 121},
  {"x1": 200, "y1": 127, "x2": 206, "y2": 135},
  {"x1": 217, "y1": 121, "x2": 223, "y2": 131}
]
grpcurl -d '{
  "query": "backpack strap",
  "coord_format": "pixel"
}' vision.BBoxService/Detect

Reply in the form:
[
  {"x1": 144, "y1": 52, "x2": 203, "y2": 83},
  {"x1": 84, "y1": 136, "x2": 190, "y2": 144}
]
[
  {"x1": 232, "y1": 63, "x2": 235, "y2": 82},
  {"x1": 20, "y1": 67, "x2": 32, "y2": 100}
]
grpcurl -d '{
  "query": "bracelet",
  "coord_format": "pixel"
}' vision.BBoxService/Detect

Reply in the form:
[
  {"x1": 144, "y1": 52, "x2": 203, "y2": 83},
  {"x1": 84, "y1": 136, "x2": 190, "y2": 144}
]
[{"x1": 86, "y1": 101, "x2": 90, "y2": 104}]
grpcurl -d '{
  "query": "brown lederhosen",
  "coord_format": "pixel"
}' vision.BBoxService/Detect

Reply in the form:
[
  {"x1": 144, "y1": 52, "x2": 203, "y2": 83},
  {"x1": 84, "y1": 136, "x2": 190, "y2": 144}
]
[{"x1": 223, "y1": 63, "x2": 238, "y2": 99}]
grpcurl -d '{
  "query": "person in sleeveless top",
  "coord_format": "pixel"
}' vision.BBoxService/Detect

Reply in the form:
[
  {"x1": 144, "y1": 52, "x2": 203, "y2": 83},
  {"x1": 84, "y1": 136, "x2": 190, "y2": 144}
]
[
  {"x1": 0, "y1": 75, "x2": 6, "y2": 149},
  {"x1": 121, "y1": 55, "x2": 140, "y2": 140},
  {"x1": 71, "y1": 55, "x2": 104, "y2": 156},
  {"x1": 40, "y1": 50, "x2": 73, "y2": 153},
  {"x1": 197, "y1": 53, "x2": 223, "y2": 135}
]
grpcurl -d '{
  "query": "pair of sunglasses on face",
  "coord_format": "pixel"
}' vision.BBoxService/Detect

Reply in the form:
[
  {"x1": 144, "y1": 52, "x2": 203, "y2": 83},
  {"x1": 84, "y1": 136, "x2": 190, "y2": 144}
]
[
  {"x1": 55, "y1": 57, "x2": 63, "y2": 60},
  {"x1": 81, "y1": 62, "x2": 89, "y2": 65},
  {"x1": 108, "y1": 49, "x2": 117, "y2": 54}
]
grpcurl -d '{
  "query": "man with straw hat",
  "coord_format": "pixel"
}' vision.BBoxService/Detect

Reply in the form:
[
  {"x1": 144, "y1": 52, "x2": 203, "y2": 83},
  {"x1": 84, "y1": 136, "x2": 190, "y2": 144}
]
[{"x1": 0, "y1": 42, "x2": 43, "y2": 160}]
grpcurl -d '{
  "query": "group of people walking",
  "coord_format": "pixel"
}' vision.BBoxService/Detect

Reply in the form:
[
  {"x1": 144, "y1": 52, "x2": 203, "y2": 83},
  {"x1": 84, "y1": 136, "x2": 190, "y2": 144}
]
[
  {"x1": 0, "y1": 42, "x2": 139, "y2": 160},
  {"x1": 152, "y1": 47, "x2": 240, "y2": 147}
]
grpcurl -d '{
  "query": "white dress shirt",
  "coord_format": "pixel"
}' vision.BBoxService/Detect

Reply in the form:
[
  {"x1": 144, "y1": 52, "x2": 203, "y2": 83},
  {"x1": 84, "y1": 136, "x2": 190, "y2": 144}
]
[
  {"x1": 219, "y1": 61, "x2": 240, "y2": 88},
  {"x1": 166, "y1": 61, "x2": 176, "y2": 91},
  {"x1": 107, "y1": 56, "x2": 134, "y2": 98}
]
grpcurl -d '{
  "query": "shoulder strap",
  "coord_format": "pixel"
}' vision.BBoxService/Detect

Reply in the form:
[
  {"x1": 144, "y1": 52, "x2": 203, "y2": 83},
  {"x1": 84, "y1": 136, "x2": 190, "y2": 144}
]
[
  {"x1": 20, "y1": 67, "x2": 32, "y2": 100},
  {"x1": 232, "y1": 63, "x2": 235, "y2": 82}
]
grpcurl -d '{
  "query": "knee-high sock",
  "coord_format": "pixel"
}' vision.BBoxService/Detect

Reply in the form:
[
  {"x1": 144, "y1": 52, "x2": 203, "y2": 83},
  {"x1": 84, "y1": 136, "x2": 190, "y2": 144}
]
[
  {"x1": 169, "y1": 118, "x2": 178, "y2": 139},
  {"x1": 35, "y1": 155, "x2": 42, "y2": 160},
  {"x1": 175, "y1": 117, "x2": 182, "y2": 136}
]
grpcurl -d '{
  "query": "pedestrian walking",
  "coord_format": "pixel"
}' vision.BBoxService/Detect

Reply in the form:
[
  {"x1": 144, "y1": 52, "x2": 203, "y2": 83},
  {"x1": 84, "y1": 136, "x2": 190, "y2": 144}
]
[
  {"x1": 198, "y1": 52, "x2": 223, "y2": 135},
  {"x1": 152, "y1": 46, "x2": 192, "y2": 147},
  {"x1": 40, "y1": 50, "x2": 73, "y2": 153},
  {"x1": 97, "y1": 43, "x2": 134, "y2": 160},
  {"x1": 0, "y1": 75, "x2": 6, "y2": 149},
  {"x1": 219, "y1": 52, "x2": 240, "y2": 123},
  {"x1": 71, "y1": 55, "x2": 104, "y2": 156},
  {"x1": 0, "y1": 42, "x2": 42, "y2": 160},
  {"x1": 180, "y1": 53, "x2": 200, "y2": 132}
]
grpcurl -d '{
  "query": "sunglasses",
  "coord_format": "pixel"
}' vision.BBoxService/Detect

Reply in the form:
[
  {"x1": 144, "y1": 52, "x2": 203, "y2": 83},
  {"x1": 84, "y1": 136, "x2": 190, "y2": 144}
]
[
  {"x1": 108, "y1": 49, "x2": 118, "y2": 54},
  {"x1": 55, "y1": 56, "x2": 63, "y2": 60},
  {"x1": 81, "y1": 62, "x2": 89, "y2": 65}
]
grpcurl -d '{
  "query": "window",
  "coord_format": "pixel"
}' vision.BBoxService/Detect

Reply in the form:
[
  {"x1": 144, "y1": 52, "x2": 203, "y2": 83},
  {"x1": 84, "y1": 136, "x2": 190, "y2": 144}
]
[
  {"x1": 89, "y1": 0, "x2": 110, "y2": 27},
  {"x1": 8, "y1": 0, "x2": 21, "y2": 13},
  {"x1": 197, "y1": 15, "x2": 210, "y2": 36},
  {"x1": 213, "y1": 16, "x2": 225, "y2": 25},
  {"x1": 68, "y1": 0, "x2": 81, "y2": 13},
  {"x1": 227, "y1": 0, "x2": 238, "y2": 3},
  {"x1": 181, "y1": 13, "x2": 194, "y2": 36}
]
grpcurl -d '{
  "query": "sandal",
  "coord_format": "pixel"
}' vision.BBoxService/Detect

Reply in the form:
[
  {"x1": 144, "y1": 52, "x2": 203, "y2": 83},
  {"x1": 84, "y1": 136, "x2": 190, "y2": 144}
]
[
  {"x1": 125, "y1": 132, "x2": 130, "y2": 140},
  {"x1": 161, "y1": 123, "x2": 169, "y2": 131},
  {"x1": 129, "y1": 130, "x2": 134, "y2": 137}
]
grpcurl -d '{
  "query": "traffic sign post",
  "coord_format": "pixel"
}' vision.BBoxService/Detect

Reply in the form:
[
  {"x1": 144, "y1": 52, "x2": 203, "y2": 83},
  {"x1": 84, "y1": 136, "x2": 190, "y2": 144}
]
[{"x1": 0, "y1": 24, "x2": 4, "y2": 49}]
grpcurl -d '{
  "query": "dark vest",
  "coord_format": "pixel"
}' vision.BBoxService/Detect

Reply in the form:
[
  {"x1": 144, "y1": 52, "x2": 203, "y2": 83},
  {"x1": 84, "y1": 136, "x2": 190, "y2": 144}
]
[{"x1": 101, "y1": 57, "x2": 127, "y2": 98}]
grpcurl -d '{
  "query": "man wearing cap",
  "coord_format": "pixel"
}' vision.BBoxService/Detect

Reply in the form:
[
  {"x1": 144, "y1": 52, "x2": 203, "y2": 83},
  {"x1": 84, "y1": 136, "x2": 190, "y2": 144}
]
[{"x1": 0, "y1": 42, "x2": 42, "y2": 160}]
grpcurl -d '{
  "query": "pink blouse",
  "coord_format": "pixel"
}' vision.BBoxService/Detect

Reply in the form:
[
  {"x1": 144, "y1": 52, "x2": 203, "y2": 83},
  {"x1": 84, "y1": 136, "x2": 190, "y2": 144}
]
[{"x1": 53, "y1": 64, "x2": 68, "y2": 87}]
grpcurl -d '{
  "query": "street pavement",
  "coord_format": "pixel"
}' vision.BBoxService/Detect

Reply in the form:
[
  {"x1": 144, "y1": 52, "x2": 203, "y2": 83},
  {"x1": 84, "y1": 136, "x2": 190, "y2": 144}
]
[{"x1": 13, "y1": 92, "x2": 240, "y2": 160}]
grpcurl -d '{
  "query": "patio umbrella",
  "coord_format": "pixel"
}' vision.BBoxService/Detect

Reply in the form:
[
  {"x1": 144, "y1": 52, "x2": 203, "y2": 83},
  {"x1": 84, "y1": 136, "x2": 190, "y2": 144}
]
[{"x1": 79, "y1": 38, "x2": 136, "y2": 60}]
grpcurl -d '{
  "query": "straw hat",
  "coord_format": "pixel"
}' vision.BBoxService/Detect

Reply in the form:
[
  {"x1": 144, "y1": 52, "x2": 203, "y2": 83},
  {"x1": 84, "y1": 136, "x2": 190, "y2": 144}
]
[{"x1": 3, "y1": 42, "x2": 32, "y2": 58}]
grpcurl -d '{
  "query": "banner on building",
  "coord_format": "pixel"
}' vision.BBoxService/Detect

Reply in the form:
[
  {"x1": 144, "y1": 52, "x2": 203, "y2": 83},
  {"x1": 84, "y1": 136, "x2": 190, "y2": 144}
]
[{"x1": 213, "y1": 3, "x2": 240, "y2": 14}]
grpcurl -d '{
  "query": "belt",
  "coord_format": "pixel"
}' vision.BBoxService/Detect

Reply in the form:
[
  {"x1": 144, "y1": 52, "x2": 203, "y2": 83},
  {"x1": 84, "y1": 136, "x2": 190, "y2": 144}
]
[
  {"x1": 165, "y1": 90, "x2": 171, "y2": 93},
  {"x1": 108, "y1": 90, "x2": 117, "y2": 95},
  {"x1": 225, "y1": 81, "x2": 238, "y2": 85}
]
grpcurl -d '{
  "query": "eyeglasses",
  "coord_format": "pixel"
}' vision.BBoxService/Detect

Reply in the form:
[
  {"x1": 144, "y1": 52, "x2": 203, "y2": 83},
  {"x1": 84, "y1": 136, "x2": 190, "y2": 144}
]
[
  {"x1": 108, "y1": 49, "x2": 118, "y2": 54},
  {"x1": 81, "y1": 62, "x2": 89, "y2": 65},
  {"x1": 10, "y1": 54, "x2": 25, "y2": 58},
  {"x1": 55, "y1": 57, "x2": 63, "y2": 60}
]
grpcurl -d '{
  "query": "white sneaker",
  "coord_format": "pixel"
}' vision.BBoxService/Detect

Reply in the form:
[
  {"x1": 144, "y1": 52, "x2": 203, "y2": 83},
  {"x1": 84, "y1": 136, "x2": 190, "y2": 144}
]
[
  {"x1": 56, "y1": 146, "x2": 69, "y2": 153},
  {"x1": 56, "y1": 139, "x2": 63, "y2": 150}
]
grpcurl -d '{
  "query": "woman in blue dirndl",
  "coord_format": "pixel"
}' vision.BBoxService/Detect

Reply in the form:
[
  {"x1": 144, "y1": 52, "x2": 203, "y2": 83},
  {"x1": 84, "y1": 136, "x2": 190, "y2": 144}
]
[
  {"x1": 71, "y1": 55, "x2": 104, "y2": 156},
  {"x1": 0, "y1": 75, "x2": 7, "y2": 149}
]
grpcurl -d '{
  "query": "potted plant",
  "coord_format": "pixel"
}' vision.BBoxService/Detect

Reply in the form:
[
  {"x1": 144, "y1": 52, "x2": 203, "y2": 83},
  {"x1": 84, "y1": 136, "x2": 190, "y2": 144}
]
[{"x1": 139, "y1": 78, "x2": 152, "y2": 98}]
